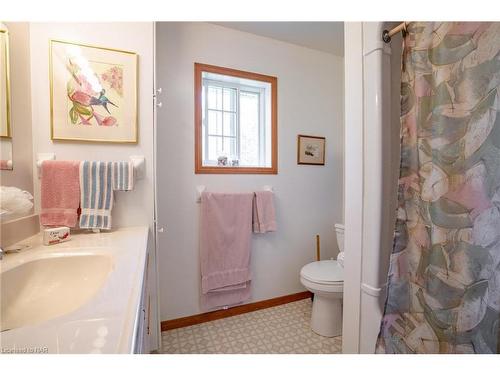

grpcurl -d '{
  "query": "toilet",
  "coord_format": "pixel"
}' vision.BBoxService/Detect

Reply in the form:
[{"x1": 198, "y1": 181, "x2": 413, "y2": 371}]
[{"x1": 300, "y1": 224, "x2": 344, "y2": 337}]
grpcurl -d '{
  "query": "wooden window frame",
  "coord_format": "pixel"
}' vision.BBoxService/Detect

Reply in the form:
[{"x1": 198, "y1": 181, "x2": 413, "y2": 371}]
[{"x1": 194, "y1": 63, "x2": 278, "y2": 174}]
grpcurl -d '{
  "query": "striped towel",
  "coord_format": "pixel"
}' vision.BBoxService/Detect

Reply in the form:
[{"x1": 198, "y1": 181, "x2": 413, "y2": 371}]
[
  {"x1": 112, "y1": 161, "x2": 134, "y2": 191},
  {"x1": 79, "y1": 161, "x2": 114, "y2": 230}
]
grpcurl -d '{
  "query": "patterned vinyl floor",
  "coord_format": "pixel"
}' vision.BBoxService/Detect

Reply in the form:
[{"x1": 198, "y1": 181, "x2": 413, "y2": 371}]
[{"x1": 161, "y1": 298, "x2": 343, "y2": 354}]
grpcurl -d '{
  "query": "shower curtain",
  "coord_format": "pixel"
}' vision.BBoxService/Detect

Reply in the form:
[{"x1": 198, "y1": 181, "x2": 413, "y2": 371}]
[{"x1": 376, "y1": 22, "x2": 500, "y2": 354}]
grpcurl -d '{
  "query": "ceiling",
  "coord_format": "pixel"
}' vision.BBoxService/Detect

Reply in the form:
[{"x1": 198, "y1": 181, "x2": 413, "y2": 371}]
[{"x1": 212, "y1": 22, "x2": 344, "y2": 56}]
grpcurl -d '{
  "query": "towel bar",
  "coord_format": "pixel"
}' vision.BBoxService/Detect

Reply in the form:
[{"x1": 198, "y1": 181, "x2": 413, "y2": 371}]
[
  {"x1": 196, "y1": 185, "x2": 273, "y2": 203},
  {"x1": 36, "y1": 153, "x2": 56, "y2": 177},
  {"x1": 36, "y1": 153, "x2": 145, "y2": 181}
]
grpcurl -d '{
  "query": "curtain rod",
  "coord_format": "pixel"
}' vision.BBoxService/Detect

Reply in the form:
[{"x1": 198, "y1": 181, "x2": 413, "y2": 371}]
[{"x1": 382, "y1": 22, "x2": 409, "y2": 43}]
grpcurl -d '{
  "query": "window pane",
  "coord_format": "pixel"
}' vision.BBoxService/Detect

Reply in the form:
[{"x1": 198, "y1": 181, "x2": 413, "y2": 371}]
[
  {"x1": 223, "y1": 88, "x2": 236, "y2": 112},
  {"x1": 208, "y1": 110, "x2": 222, "y2": 135},
  {"x1": 202, "y1": 116, "x2": 206, "y2": 160},
  {"x1": 222, "y1": 137, "x2": 237, "y2": 160},
  {"x1": 223, "y1": 112, "x2": 236, "y2": 137},
  {"x1": 202, "y1": 86, "x2": 206, "y2": 116},
  {"x1": 207, "y1": 86, "x2": 222, "y2": 110},
  {"x1": 208, "y1": 136, "x2": 223, "y2": 161},
  {"x1": 240, "y1": 91, "x2": 260, "y2": 166}
]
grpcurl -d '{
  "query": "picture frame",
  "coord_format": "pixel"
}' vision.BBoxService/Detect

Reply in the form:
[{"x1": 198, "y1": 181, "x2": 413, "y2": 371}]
[
  {"x1": 0, "y1": 28, "x2": 11, "y2": 139},
  {"x1": 297, "y1": 134, "x2": 326, "y2": 165},
  {"x1": 49, "y1": 39, "x2": 138, "y2": 143}
]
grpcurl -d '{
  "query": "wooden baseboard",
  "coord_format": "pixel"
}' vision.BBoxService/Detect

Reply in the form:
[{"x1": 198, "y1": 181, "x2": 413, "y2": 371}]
[{"x1": 161, "y1": 291, "x2": 312, "y2": 331}]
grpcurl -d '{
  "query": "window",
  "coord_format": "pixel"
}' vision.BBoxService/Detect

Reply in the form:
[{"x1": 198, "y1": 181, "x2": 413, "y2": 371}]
[{"x1": 195, "y1": 63, "x2": 277, "y2": 174}]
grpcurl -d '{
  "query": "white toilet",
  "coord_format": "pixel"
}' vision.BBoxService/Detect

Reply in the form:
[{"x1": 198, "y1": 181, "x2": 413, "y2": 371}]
[{"x1": 300, "y1": 224, "x2": 344, "y2": 337}]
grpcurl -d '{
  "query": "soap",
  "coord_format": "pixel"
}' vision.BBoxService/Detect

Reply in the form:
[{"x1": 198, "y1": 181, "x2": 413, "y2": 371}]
[{"x1": 43, "y1": 226, "x2": 71, "y2": 245}]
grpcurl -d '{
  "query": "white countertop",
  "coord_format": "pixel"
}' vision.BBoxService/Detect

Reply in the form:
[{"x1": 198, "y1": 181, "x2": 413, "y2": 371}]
[{"x1": 0, "y1": 226, "x2": 149, "y2": 354}]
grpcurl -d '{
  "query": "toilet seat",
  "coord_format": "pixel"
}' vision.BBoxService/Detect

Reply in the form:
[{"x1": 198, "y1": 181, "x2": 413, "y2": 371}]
[{"x1": 300, "y1": 260, "x2": 344, "y2": 285}]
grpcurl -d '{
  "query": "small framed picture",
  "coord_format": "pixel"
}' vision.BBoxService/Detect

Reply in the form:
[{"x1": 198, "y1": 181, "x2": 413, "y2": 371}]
[
  {"x1": 297, "y1": 135, "x2": 325, "y2": 165},
  {"x1": 49, "y1": 39, "x2": 138, "y2": 143}
]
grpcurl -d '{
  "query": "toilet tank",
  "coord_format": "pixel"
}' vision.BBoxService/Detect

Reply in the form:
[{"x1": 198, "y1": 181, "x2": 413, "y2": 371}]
[{"x1": 335, "y1": 224, "x2": 345, "y2": 253}]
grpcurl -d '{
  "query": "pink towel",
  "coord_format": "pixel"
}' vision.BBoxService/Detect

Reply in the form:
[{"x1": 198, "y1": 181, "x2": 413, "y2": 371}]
[
  {"x1": 40, "y1": 160, "x2": 81, "y2": 227},
  {"x1": 253, "y1": 191, "x2": 277, "y2": 233},
  {"x1": 200, "y1": 192, "x2": 254, "y2": 310}
]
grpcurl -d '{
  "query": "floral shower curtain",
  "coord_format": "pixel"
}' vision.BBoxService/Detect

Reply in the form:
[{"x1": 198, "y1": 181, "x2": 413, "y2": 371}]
[{"x1": 376, "y1": 22, "x2": 500, "y2": 354}]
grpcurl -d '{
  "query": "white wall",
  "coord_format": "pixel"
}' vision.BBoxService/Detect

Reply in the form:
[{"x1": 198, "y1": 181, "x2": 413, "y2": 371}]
[
  {"x1": 27, "y1": 22, "x2": 159, "y2": 351},
  {"x1": 155, "y1": 22, "x2": 344, "y2": 320},
  {"x1": 29, "y1": 22, "x2": 155, "y2": 230}
]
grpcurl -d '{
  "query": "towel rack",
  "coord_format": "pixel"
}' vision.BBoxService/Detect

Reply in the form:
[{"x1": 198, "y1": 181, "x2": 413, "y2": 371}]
[
  {"x1": 36, "y1": 153, "x2": 56, "y2": 176},
  {"x1": 196, "y1": 185, "x2": 273, "y2": 203},
  {"x1": 36, "y1": 153, "x2": 146, "y2": 180}
]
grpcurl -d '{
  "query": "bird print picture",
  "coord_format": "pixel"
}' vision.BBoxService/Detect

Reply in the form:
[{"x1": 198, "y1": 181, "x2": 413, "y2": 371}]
[
  {"x1": 50, "y1": 40, "x2": 137, "y2": 143},
  {"x1": 67, "y1": 61, "x2": 122, "y2": 127}
]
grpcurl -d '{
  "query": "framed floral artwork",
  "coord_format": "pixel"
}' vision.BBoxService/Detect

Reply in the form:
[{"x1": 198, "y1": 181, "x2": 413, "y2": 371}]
[
  {"x1": 297, "y1": 134, "x2": 326, "y2": 165},
  {"x1": 49, "y1": 39, "x2": 138, "y2": 143},
  {"x1": 0, "y1": 28, "x2": 11, "y2": 139}
]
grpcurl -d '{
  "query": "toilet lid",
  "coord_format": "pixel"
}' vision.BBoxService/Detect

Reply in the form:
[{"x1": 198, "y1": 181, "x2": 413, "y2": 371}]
[{"x1": 301, "y1": 260, "x2": 344, "y2": 283}]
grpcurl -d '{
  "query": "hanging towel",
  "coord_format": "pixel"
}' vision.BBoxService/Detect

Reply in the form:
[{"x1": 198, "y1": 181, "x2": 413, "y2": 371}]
[
  {"x1": 0, "y1": 160, "x2": 10, "y2": 170},
  {"x1": 79, "y1": 161, "x2": 114, "y2": 230},
  {"x1": 112, "y1": 161, "x2": 134, "y2": 191},
  {"x1": 200, "y1": 192, "x2": 254, "y2": 310},
  {"x1": 40, "y1": 160, "x2": 81, "y2": 227},
  {"x1": 252, "y1": 190, "x2": 277, "y2": 233}
]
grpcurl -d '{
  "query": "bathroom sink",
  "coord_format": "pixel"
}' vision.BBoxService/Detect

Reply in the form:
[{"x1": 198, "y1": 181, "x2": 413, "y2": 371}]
[{"x1": 0, "y1": 254, "x2": 112, "y2": 332}]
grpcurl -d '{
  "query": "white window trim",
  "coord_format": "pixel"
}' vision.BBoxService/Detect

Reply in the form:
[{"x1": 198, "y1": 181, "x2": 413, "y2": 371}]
[{"x1": 202, "y1": 78, "x2": 266, "y2": 167}]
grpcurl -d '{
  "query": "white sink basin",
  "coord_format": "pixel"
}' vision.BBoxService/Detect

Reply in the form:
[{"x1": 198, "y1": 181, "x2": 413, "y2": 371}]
[
  {"x1": 1, "y1": 254, "x2": 112, "y2": 332},
  {"x1": 0, "y1": 226, "x2": 148, "y2": 353}
]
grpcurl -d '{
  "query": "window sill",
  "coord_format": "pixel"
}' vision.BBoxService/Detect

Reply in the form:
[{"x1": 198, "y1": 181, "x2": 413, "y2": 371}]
[{"x1": 195, "y1": 166, "x2": 277, "y2": 175}]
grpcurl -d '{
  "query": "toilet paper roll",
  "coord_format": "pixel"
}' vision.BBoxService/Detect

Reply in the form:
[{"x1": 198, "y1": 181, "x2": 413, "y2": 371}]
[{"x1": 337, "y1": 251, "x2": 345, "y2": 267}]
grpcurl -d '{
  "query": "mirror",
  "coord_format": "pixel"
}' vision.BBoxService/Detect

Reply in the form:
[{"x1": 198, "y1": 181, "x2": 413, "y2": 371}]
[
  {"x1": 0, "y1": 22, "x2": 35, "y2": 223},
  {"x1": 195, "y1": 63, "x2": 277, "y2": 174},
  {"x1": 0, "y1": 24, "x2": 12, "y2": 170}
]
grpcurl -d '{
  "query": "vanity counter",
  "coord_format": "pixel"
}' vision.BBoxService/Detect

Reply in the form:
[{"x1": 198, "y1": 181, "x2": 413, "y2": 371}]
[{"x1": 0, "y1": 226, "x2": 149, "y2": 354}]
